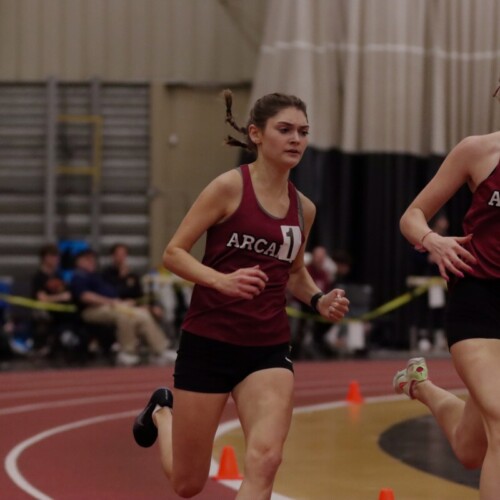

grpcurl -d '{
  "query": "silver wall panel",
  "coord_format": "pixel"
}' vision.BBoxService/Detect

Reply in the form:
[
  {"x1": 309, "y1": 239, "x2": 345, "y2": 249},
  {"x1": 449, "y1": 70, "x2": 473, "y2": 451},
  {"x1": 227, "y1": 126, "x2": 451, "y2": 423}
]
[{"x1": 0, "y1": 81, "x2": 151, "y2": 277}]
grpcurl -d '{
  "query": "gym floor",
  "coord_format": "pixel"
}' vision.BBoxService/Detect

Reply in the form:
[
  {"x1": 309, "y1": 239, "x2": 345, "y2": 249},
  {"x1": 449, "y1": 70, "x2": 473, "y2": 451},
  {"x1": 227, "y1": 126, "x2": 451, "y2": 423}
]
[{"x1": 0, "y1": 357, "x2": 478, "y2": 499}]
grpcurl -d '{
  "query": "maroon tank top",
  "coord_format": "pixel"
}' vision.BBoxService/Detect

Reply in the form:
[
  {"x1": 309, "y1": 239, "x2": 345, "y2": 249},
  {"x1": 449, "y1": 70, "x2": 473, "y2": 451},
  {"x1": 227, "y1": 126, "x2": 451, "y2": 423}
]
[
  {"x1": 182, "y1": 164, "x2": 305, "y2": 346},
  {"x1": 462, "y1": 160, "x2": 500, "y2": 279}
]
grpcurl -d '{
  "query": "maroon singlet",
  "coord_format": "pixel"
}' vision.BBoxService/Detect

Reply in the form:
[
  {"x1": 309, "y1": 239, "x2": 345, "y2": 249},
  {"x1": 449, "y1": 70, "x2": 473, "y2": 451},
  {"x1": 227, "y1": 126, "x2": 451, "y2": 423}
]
[
  {"x1": 462, "y1": 160, "x2": 500, "y2": 279},
  {"x1": 182, "y1": 164, "x2": 305, "y2": 346}
]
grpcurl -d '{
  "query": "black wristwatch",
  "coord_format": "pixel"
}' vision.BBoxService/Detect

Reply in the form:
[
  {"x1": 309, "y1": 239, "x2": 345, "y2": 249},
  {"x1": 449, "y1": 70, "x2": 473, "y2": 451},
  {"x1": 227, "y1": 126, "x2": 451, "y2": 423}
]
[{"x1": 310, "y1": 292, "x2": 325, "y2": 313}]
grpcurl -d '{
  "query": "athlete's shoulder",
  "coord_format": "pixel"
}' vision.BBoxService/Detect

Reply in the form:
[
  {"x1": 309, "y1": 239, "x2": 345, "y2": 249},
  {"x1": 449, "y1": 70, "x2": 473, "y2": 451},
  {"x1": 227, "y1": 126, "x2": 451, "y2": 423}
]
[
  {"x1": 206, "y1": 167, "x2": 243, "y2": 197},
  {"x1": 454, "y1": 132, "x2": 500, "y2": 157}
]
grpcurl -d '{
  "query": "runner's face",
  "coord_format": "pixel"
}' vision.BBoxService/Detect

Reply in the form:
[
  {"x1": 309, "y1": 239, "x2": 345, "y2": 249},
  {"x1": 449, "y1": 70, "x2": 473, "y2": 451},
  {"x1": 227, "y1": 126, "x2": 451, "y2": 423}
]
[{"x1": 256, "y1": 107, "x2": 309, "y2": 168}]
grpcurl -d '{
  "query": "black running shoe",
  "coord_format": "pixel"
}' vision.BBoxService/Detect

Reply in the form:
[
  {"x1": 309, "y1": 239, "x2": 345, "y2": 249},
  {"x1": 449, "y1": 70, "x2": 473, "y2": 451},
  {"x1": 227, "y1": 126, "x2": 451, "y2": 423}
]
[{"x1": 133, "y1": 387, "x2": 173, "y2": 447}]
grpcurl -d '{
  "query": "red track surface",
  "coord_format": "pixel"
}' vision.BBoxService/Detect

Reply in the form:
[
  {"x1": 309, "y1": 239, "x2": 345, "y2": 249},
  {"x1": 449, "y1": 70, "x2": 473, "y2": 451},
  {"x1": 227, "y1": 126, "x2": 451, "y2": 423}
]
[{"x1": 0, "y1": 358, "x2": 464, "y2": 499}]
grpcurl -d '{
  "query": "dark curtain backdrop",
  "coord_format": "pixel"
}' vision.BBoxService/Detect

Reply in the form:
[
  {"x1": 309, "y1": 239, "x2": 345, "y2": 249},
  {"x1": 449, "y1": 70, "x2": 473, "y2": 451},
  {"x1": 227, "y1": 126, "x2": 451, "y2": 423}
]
[{"x1": 290, "y1": 148, "x2": 471, "y2": 348}]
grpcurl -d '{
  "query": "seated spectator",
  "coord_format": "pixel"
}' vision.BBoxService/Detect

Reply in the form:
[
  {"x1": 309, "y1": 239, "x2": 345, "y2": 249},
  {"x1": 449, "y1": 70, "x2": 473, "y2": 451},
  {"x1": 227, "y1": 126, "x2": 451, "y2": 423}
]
[
  {"x1": 307, "y1": 246, "x2": 338, "y2": 357},
  {"x1": 331, "y1": 249, "x2": 353, "y2": 285},
  {"x1": 101, "y1": 243, "x2": 143, "y2": 300},
  {"x1": 0, "y1": 319, "x2": 12, "y2": 361},
  {"x1": 329, "y1": 250, "x2": 372, "y2": 356},
  {"x1": 292, "y1": 246, "x2": 338, "y2": 359},
  {"x1": 101, "y1": 243, "x2": 164, "y2": 324},
  {"x1": 2, "y1": 311, "x2": 33, "y2": 358},
  {"x1": 32, "y1": 243, "x2": 79, "y2": 356},
  {"x1": 70, "y1": 249, "x2": 176, "y2": 367},
  {"x1": 0, "y1": 282, "x2": 15, "y2": 361}
]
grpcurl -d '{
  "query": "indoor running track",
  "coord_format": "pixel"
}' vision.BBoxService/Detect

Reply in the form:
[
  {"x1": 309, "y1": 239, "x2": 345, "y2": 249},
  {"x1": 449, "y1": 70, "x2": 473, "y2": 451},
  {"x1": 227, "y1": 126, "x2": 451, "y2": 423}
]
[{"x1": 0, "y1": 358, "x2": 470, "y2": 499}]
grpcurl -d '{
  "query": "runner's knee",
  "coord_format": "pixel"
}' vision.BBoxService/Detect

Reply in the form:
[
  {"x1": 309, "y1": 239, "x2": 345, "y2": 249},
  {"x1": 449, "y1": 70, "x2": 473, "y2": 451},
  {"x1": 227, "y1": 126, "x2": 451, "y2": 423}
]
[
  {"x1": 171, "y1": 475, "x2": 206, "y2": 498},
  {"x1": 245, "y1": 440, "x2": 283, "y2": 482}
]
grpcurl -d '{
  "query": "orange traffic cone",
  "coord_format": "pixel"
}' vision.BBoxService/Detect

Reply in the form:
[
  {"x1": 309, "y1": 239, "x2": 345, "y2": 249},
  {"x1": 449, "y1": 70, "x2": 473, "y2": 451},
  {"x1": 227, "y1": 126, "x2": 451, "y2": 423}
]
[
  {"x1": 378, "y1": 487, "x2": 395, "y2": 500},
  {"x1": 213, "y1": 445, "x2": 243, "y2": 480},
  {"x1": 346, "y1": 380, "x2": 364, "y2": 404}
]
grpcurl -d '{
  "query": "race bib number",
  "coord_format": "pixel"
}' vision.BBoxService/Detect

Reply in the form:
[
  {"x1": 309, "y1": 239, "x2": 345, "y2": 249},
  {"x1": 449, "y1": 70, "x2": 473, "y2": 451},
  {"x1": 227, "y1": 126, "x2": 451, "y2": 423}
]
[{"x1": 277, "y1": 225, "x2": 302, "y2": 262}]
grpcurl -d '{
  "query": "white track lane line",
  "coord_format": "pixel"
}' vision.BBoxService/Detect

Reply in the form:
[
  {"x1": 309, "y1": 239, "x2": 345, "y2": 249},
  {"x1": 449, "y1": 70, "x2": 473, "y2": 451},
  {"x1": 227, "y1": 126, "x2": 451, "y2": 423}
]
[
  {"x1": 0, "y1": 382, "x2": 159, "y2": 400},
  {"x1": 5, "y1": 410, "x2": 137, "y2": 500},
  {"x1": 1, "y1": 382, "x2": 410, "y2": 416},
  {"x1": 4, "y1": 391, "x2": 469, "y2": 500},
  {"x1": 0, "y1": 393, "x2": 147, "y2": 416}
]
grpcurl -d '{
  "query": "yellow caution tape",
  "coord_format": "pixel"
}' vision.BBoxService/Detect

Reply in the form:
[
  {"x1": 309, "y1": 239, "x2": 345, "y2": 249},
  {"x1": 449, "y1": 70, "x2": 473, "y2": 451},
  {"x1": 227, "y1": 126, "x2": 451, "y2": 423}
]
[
  {"x1": 286, "y1": 277, "x2": 445, "y2": 324},
  {"x1": 358, "y1": 277, "x2": 445, "y2": 321},
  {"x1": 0, "y1": 293, "x2": 160, "y2": 313},
  {"x1": 0, "y1": 277, "x2": 445, "y2": 322},
  {"x1": 0, "y1": 293, "x2": 77, "y2": 313}
]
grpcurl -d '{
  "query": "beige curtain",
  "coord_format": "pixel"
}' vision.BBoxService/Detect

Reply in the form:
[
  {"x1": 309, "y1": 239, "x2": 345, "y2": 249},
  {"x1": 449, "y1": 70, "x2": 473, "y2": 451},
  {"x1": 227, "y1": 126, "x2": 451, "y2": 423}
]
[
  {"x1": 0, "y1": 0, "x2": 267, "y2": 84},
  {"x1": 251, "y1": 0, "x2": 500, "y2": 156}
]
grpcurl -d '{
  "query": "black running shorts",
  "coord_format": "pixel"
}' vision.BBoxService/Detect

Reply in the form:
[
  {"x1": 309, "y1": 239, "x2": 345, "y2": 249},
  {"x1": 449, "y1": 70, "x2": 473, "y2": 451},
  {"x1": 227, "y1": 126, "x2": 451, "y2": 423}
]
[
  {"x1": 445, "y1": 277, "x2": 500, "y2": 348},
  {"x1": 173, "y1": 330, "x2": 294, "y2": 393}
]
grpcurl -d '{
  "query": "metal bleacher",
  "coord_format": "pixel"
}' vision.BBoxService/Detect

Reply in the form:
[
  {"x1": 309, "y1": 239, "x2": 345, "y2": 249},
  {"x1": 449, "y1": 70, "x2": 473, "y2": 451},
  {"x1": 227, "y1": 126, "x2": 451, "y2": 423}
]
[{"x1": 0, "y1": 80, "x2": 151, "y2": 286}]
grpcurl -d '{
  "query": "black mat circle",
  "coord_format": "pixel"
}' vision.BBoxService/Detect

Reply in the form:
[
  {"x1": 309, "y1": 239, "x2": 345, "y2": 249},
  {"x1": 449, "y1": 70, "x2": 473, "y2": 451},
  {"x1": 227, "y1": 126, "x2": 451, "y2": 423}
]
[{"x1": 379, "y1": 415, "x2": 480, "y2": 489}]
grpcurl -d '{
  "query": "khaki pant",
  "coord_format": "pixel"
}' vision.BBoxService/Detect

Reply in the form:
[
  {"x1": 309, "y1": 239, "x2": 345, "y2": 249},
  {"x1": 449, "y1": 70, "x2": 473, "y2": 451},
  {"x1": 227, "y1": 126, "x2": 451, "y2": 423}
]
[{"x1": 82, "y1": 304, "x2": 168, "y2": 355}]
